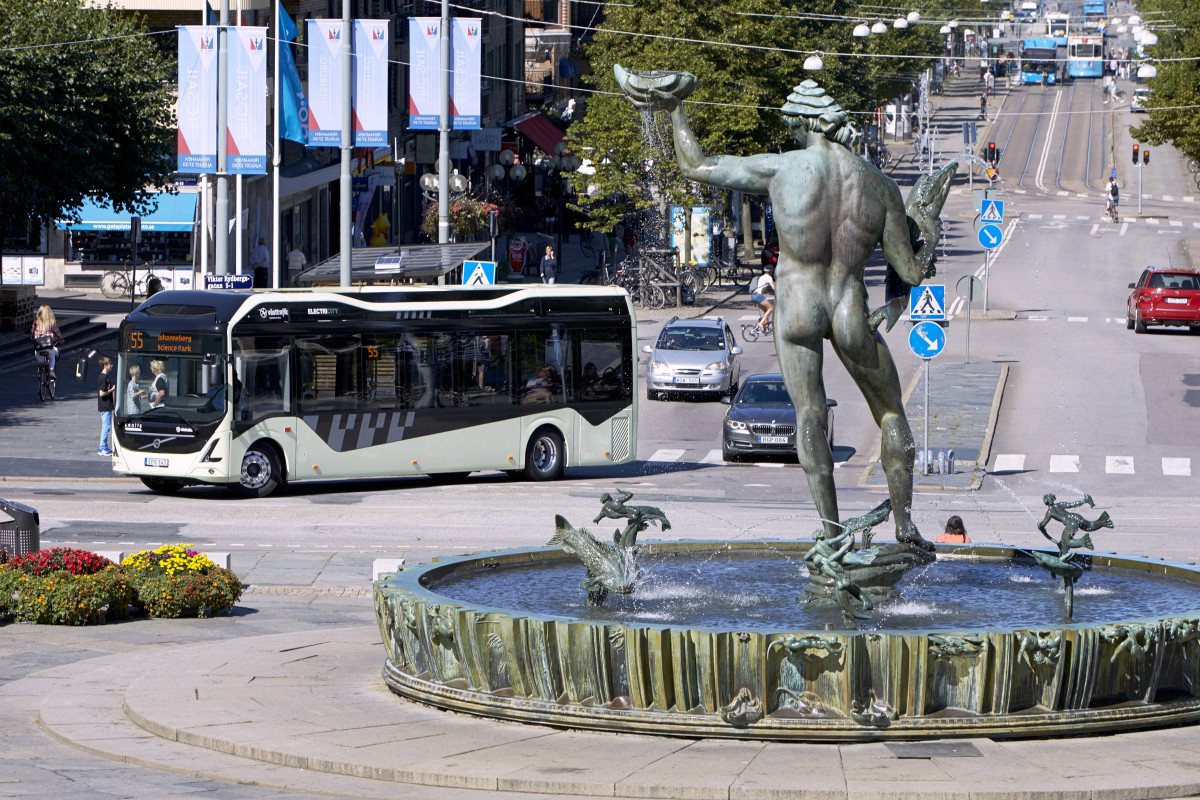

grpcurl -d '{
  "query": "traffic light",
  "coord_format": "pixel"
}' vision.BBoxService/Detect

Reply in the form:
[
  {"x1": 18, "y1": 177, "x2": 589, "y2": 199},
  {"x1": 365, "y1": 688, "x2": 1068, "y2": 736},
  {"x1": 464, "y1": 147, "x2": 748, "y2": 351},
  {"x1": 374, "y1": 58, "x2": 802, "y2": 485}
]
[
  {"x1": 1143, "y1": 149, "x2": 1150, "y2": 165},
  {"x1": 987, "y1": 142, "x2": 998, "y2": 164},
  {"x1": 1132, "y1": 143, "x2": 1140, "y2": 164}
]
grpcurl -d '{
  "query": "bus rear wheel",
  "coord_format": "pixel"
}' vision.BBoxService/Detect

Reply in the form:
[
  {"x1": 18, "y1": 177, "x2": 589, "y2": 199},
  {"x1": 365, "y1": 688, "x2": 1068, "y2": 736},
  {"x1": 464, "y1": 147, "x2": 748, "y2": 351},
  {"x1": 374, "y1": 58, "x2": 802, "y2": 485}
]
[
  {"x1": 234, "y1": 444, "x2": 282, "y2": 497},
  {"x1": 524, "y1": 429, "x2": 564, "y2": 481},
  {"x1": 140, "y1": 476, "x2": 185, "y2": 495}
]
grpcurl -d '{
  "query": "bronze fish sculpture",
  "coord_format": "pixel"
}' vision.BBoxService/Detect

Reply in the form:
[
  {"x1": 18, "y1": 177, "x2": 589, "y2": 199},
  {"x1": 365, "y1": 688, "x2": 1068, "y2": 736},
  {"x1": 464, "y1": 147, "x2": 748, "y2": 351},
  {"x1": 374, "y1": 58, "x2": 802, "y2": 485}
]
[{"x1": 548, "y1": 515, "x2": 637, "y2": 606}]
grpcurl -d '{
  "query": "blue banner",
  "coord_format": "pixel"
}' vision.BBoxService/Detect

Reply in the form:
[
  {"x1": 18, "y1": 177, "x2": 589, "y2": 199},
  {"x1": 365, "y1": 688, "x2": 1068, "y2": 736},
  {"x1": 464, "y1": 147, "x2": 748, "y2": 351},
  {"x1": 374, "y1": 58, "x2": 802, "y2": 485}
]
[
  {"x1": 176, "y1": 26, "x2": 219, "y2": 173},
  {"x1": 408, "y1": 18, "x2": 440, "y2": 130},
  {"x1": 353, "y1": 20, "x2": 389, "y2": 146},
  {"x1": 307, "y1": 20, "x2": 345, "y2": 146},
  {"x1": 451, "y1": 18, "x2": 481, "y2": 130},
  {"x1": 278, "y1": 5, "x2": 308, "y2": 145},
  {"x1": 226, "y1": 26, "x2": 268, "y2": 174}
]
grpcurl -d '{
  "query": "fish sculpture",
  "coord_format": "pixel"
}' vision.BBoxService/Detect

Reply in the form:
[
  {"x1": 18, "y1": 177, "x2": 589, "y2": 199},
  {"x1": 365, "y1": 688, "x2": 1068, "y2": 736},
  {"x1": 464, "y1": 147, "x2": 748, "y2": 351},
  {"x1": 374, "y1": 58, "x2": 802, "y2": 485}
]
[{"x1": 548, "y1": 515, "x2": 637, "y2": 606}]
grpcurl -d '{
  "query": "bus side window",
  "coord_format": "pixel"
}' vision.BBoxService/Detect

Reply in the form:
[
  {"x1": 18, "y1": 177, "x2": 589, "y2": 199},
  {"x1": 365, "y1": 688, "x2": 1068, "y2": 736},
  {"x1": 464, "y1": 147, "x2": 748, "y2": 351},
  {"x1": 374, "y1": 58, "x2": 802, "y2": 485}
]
[
  {"x1": 296, "y1": 336, "x2": 361, "y2": 414},
  {"x1": 576, "y1": 332, "x2": 630, "y2": 403}
]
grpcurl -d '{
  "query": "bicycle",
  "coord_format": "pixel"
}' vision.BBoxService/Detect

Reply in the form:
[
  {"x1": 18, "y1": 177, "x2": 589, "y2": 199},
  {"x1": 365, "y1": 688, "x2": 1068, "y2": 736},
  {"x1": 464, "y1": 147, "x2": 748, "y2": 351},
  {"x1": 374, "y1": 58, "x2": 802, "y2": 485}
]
[
  {"x1": 613, "y1": 264, "x2": 666, "y2": 309},
  {"x1": 100, "y1": 263, "x2": 163, "y2": 299},
  {"x1": 578, "y1": 232, "x2": 595, "y2": 259},
  {"x1": 33, "y1": 336, "x2": 57, "y2": 401},
  {"x1": 740, "y1": 320, "x2": 774, "y2": 342},
  {"x1": 1106, "y1": 198, "x2": 1119, "y2": 224}
]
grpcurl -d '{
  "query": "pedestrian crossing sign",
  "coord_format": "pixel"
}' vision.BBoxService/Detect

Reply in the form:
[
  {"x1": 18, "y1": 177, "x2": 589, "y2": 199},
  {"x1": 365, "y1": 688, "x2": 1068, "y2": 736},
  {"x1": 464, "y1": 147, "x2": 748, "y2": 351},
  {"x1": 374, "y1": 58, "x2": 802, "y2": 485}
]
[
  {"x1": 981, "y1": 199, "x2": 1004, "y2": 223},
  {"x1": 463, "y1": 260, "x2": 496, "y2": 287},
  {"x1": 909, "y1": 284, "x2": 946, "y2": 321}
]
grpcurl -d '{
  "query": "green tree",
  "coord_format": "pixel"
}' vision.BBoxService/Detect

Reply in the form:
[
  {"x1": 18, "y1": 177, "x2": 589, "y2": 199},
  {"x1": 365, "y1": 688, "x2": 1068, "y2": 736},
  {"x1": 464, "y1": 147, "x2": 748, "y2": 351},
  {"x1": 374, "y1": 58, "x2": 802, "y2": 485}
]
[
  {"x1": 564, "y1": 0, "x2": 969, "y2": 233},
  {"x1": 1128, "y1": 0, "x2": 1200, "y2": 164},
  {"x1": 0, "y1": 0, "x2": 176, "y2": 239}
]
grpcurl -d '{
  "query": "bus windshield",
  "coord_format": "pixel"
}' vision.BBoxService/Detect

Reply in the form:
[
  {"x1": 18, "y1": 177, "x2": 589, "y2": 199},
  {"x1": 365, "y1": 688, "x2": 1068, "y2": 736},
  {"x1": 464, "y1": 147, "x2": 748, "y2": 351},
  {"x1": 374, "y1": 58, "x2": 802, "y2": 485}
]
[{"x1": 117, "y1": 351, "x2": 230, "y2": 427}]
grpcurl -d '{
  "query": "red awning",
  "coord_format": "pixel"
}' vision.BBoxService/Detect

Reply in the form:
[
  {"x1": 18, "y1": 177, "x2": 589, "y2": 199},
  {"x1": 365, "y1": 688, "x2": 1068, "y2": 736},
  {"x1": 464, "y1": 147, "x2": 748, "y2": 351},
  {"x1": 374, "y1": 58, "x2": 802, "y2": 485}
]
[{"x1": 512, "y1": 113, "x2": 565, "y2": 156}]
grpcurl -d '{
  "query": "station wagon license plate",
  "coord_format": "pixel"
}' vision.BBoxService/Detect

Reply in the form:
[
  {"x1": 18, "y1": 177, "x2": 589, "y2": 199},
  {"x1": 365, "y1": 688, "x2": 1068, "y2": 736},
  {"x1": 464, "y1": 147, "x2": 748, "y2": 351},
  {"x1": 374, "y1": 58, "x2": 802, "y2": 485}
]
[
  {"x1": 758, "y1": 436, "x2": 789, "y2": 445},
  {"x1": 1166, "y1": 297, "x2": 1188, "y2": 304},
  {"x1": 674, "y1": 376, "x2": 700, "y2": 384},
  {"x1": 144, "y1": 457, "x2": 169, "y2": 468}
]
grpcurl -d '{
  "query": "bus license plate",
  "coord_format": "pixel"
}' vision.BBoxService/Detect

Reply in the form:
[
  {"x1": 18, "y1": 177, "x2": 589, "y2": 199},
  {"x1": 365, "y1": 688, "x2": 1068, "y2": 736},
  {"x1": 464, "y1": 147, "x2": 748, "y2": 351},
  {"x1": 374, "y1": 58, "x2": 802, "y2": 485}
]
[
  {"x1": 144, "y1": 457, "x2": 169, "y2": 468},
  {"x1": 758, "y1": 436, "x2": 789, "y2": 445},
  {"x1": 674, "y1": 376, "x2": 700, "y2": 384}
]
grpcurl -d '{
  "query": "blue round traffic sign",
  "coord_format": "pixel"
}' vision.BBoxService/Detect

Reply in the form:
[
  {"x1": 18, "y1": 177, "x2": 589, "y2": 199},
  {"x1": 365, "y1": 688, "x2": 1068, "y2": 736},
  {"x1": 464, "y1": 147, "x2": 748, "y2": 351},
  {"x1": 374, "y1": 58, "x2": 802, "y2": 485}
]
[
  {"x1": 908, "y1": 321, "x2": 947, "y2": 359},
  {"x1": 977, "y1": 223, "x2": 1003, "y2": 249}
]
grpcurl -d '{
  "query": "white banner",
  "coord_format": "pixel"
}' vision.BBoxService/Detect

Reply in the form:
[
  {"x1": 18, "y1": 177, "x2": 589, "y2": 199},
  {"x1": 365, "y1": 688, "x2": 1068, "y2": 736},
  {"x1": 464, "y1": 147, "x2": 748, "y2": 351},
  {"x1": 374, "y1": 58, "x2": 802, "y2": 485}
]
[
  {"x1": 307, "y1": 20, "x2": 345, "y2": 145},
  {"x1": 353, "y1": 20, "x2": 389, "y2": 146},
  {"x1": 408, "y1": 17, "x2": 440, "y2": 130},
  {"x1": 451, "y1": 18, "x2": 482, "y2": 129},
  {"x1": 176, "y1": 26, "x2": 219, "y2": 173},
  {"x1": 226, "y1": 26, "x2": 268, "y2": 174}
]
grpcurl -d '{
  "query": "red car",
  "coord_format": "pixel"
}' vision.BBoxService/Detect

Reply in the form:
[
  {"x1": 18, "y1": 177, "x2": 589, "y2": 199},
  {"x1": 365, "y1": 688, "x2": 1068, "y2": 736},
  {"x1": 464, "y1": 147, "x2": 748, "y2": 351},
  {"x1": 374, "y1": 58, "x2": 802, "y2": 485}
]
[{"x1": 1127, "y1": 267, "x2": 1200, "y2": 333}]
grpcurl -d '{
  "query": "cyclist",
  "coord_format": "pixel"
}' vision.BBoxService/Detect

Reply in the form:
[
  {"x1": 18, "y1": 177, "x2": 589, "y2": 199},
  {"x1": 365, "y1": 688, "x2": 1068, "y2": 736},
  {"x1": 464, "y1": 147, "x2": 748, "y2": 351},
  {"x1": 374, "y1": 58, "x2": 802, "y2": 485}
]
[
  {"x1": 750, "y1": 244, "x2": 777, "y2": 332},
  {"x1": 1105, "y1": 177, "x2": 1120, "y2": 221},
  {"x1": 30, "y1": 304, "x2": 62, "y2": 380}
]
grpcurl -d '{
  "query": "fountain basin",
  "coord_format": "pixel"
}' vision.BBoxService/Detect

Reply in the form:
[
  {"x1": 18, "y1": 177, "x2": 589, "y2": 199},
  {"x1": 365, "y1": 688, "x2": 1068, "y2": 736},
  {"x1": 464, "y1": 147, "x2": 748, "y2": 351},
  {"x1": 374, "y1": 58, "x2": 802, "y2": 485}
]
[{"x1": 374, "y1": 541, "x2": 1200, "y2": 740}]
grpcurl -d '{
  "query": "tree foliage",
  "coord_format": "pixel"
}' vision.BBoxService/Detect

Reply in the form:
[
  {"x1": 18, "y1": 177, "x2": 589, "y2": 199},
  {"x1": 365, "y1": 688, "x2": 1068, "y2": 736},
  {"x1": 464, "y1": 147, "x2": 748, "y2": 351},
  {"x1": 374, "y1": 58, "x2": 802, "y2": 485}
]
[
  {"x1": 565, "y1": 0, "x2": 981, "y2": 231},
  {"x1": 1128, "y1": 0, "x2": 1200, "y2": 164},
  {"x1": 0, "y1": 0, "x2": 176, "y2": 233}
]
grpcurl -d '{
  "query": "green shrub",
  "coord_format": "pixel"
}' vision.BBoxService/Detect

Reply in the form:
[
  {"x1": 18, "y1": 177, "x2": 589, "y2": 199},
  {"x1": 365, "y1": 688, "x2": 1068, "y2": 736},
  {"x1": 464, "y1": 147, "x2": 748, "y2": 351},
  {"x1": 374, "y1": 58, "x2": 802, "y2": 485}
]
[
  {"x1": 122, "y1": 544, "x2": 243, "y2": 618},
  {"x1": 0, "y1": 565, "x2": 134, "y2": 625}
]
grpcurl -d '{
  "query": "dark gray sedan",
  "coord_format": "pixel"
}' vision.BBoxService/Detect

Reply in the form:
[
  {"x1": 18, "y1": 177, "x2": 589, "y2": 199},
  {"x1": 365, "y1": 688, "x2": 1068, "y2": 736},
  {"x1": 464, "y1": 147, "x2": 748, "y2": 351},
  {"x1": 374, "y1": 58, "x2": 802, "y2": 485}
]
[{"x1": 720, "y1": 374, "x2": 835, "y2": 462}]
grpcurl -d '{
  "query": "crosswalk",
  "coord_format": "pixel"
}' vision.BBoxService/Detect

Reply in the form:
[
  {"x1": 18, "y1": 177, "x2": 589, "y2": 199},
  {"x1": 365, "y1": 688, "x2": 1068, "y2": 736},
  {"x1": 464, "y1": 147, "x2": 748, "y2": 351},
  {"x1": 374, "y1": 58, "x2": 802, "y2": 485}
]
[
  {"x1": 646, "y1": 448, "x2": 801, "y2": 467},
  {"x1": 992, "y1": 454, "x2": 1193, "y2": 477}
]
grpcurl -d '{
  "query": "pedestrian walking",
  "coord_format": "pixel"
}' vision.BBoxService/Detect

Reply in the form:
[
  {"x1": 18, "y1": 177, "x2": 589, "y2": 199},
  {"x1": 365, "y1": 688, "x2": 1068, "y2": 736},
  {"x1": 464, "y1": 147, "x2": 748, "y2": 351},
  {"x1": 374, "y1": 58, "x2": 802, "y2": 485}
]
[
  {"x1": 97, "y1": 356, "x2": 116, "y2": 456},
  {"x1": 540, "y1": 245, "x2": 558, "y2": 284},
  {"x1": 979, "y1": 93, "x2": 988, "y2": 120},
  {"x1": 286, "y1": 242, "x2": 307, "y2": 283}
]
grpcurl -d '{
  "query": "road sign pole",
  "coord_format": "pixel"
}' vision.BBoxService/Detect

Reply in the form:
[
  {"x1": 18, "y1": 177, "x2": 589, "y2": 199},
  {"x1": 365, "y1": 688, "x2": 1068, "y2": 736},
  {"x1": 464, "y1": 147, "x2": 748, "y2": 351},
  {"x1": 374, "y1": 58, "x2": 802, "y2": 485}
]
[
  {"x1": 923, "y1": 359, "x2": 930, "y2": 475},
  {"x1": 983, "y1": 249, "x2": 991, "y2": 312},
  {"x1": 965, "y1": 295, "x2": 972, "y2": 364}
]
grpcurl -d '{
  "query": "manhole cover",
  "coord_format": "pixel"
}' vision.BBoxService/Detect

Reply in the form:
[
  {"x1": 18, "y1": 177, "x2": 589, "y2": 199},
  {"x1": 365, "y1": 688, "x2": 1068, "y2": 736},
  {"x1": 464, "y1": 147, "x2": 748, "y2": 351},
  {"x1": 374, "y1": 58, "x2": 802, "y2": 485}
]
[{"x1": 885, "y1": 742, "x2": 983, "y2": 759}]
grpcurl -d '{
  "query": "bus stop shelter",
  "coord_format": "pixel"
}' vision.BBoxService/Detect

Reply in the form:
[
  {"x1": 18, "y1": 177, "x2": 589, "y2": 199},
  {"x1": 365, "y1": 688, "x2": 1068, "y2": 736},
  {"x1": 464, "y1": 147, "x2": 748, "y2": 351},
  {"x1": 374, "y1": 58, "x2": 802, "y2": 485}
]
[{"x1": 295, "y1": 242, "x2": 490, "y2": 286}]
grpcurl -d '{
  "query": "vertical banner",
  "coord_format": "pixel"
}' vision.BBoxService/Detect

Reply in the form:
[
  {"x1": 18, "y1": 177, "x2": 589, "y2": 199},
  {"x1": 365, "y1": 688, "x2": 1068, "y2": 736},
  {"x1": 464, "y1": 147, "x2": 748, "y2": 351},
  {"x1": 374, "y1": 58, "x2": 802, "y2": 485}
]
[
  {"x1": 307, "y1": 20, "x2": 345, "y2": 145},
  {"x1": 690, "y1": 206, "x2": 712, "y2": 267},
  {"x1": 176, "y1": 26, "x2": 218, "y2": 173},
  {"x1": 278, "y1": 5, "x2": 309, "y2": 144},
  {"x1": 226, "y1": 26, "x2": 268, "y2": 174},
  {"x1": 408, "y1": 18, "x2": 441, "y2": 131},
  {"x1": 451, "y1": 18, "x2": 482, "y2": 130},
  {"x1": 669, "y1": 205, "x2": 690, "y2": 265},
  {"x1": 353, "y1": 20, "x2": 389, "y2": 146}
]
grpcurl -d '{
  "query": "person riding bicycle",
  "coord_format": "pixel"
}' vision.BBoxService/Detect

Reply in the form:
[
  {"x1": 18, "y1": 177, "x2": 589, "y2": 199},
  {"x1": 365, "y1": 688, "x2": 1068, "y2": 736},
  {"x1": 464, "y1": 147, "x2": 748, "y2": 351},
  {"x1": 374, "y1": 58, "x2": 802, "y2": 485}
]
[
  {"x1": 30, "y1": 304, "x2": 62, "y2": 380},
  {"x1": 1106, "y1": 177, "x2": 1119, "y2": 219},
  {"x1": 751, "y1": 244, "x2": 777, "y2": 332}
]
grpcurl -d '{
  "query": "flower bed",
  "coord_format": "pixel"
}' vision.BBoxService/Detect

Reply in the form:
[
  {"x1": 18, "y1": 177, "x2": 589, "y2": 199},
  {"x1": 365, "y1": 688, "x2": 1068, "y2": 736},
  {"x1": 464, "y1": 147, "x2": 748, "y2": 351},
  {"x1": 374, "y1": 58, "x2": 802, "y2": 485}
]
[{"x1": 0, "y1": 544, "x2": 243, "y2": 625}]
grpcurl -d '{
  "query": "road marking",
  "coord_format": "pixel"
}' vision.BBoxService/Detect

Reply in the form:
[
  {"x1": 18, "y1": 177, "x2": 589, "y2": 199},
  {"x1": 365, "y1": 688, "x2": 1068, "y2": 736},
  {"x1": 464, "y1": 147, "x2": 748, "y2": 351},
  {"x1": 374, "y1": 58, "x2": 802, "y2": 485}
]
[
  {"x1": 647, "y1": 449, "x2": 685, "y2": 462},
  {"x1": 1028, "y1": 213, "x2": 1043, "y2": 219},
  {"x1": 738, "y1": 315, "x2": 758, "y2": 321},
  {"x1": 1163, "y1": 195, "x2": 1174, "y2": 202},
  {"x1": 1067, "y1": 316, "x2": 1088, "y2": 322},
  {"x1": 1146, "y1": 219, "x2": 1160, "y2": 225},
  {"x1": 757, "y1": 462, "x2": 786, "y2": 468},
  {"x1": 1163, "y1": 458, "x2": 1191, "y2": 476},
  {"x1": 1014, "y1": 189, "x2": 1027, "y2": 194},
  {"x1": 700, "y1": 449, "x2": 725, "y2": 464},
  {"x1": 1089, "y1": 223, "x2": 1099, "y2": 235},
  {"x1": 1076, "y1": 215, "x2": 1090, "y2": 220},
  {"x1": 1049, "y1": 454, "x2": 1080, "y2": 473},
  {"x1": 1106, "y1": 456, "x2": 1135, "y2": 474},
  {"x1": 1184, "y1": 197, "x2": 1195, "y2": 203},
  {"x1": 1170, "y1": 220, "x2": 1183, "y2": 227},
  {"x1": 1076, "y1": 194, "x2": 1089, "y2": 200},
  {"x1": 1120, "y1": 222, "x2": 1129, "y2": 236},
  {"x1": 994, "y1": 454, "x2": 1025, "y2": 472},
  {"x1": 1035, "y1": 89, "x2": 1064, "y2": 192},
  {"x1": 1028, "y1": 315, "x2": 1050, "y2": 321},
  {"x1": 1053, "y1": 214, "x2": 1067, "y2": 219},
  {"x1": 1057, "y1": 191, "x2": 1070, "y2": 197}
]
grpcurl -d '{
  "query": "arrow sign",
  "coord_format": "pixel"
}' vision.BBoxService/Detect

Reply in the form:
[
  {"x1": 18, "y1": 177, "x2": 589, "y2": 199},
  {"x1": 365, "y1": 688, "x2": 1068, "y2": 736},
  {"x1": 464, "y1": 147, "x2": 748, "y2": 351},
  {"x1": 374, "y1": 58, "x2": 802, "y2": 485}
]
[
  {"x1": 977, "y1": 223, "x2": 1003, "y2": 249},
  {"x1": 980, "y1": 199, "x2": 1004, "y2": 223},
  {"x1": 908, "y1": 320, "x2": 947, "y2": 359}
]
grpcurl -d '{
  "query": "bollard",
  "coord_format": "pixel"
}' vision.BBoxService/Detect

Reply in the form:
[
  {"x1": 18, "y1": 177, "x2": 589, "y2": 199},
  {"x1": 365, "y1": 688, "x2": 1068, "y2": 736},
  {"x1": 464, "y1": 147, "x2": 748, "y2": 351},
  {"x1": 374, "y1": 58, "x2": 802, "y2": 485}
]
[
  {"x1": 0, "y1": 498, "x2": 40, "y2": 557},
  {"x1": 946, "y1": 449, "x2": 955, "y2": 474},
  {"x1": 936, "y1": 450, "x2": 947, "y2": 475}
]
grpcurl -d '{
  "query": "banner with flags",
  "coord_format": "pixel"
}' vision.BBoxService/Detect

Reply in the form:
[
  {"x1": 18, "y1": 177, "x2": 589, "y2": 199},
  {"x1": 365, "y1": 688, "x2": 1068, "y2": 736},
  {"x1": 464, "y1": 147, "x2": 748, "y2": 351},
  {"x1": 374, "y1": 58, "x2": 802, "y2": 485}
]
[
  {"x1": 226, "y1": 26, "x2": 268, "y2": 173},
  {"x1": 176, "y1": 26, "x2": 219, "y2": 173},
  {"x1": 307, "y1": 19, "x2": 345, "y2": 145},
  {"x1": 353, "y1": 20, "x2": 390, "y2": 146},
  {"x1": 451, "y1": 18, "x2": 481, "y2": 130},
  {"x1": 408, "y1": 18, "x2": 440, "y2": 131},
  {"x1": 278, "y1": 5, "x2": 308, "y2": 145}
]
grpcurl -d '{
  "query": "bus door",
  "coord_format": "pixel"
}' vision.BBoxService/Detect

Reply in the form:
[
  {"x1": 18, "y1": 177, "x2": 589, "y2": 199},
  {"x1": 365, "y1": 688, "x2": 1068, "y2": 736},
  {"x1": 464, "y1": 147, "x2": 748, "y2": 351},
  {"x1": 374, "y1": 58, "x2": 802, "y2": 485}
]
[{"x1": 231, "y1": 336, "x2": 295, "y2": 475}]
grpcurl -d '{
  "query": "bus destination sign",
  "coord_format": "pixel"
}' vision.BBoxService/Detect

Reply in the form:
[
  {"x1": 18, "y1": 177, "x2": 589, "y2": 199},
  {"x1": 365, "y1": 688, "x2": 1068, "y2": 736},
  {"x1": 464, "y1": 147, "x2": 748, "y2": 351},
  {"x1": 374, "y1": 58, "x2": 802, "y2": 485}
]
[{"x1": 124, "y1": 330, "x2": 217, "y2": 354}]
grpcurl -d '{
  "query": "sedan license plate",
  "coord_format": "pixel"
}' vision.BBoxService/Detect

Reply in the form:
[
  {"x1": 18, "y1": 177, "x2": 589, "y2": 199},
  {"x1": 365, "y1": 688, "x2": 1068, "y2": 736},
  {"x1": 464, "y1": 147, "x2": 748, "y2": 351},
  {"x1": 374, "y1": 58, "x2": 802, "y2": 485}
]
[
  {"x1": 1165, "y1": 297, "x2": 1188, "y2": 304},
  {"x1": 674, "y1": 375, "x2": 700, "y2": 384},
  {"x1": 144, "y1": 457, "x2": 169, "y2": 468},
  {"x1": 758, "y1": 435, "x2": 789, "y2": 445}
]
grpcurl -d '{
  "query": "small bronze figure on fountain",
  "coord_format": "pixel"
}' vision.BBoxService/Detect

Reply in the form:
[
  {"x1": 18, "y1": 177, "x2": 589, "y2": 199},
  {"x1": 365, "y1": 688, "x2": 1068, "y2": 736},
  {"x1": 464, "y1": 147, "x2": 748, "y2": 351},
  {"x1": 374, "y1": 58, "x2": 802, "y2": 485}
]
[
  {"x1": 1030, "y1": 492, "x2": 1114, "y2": 618},
  {"x1": 594, "y1": 489, "x2": 671, "y2": 548}
]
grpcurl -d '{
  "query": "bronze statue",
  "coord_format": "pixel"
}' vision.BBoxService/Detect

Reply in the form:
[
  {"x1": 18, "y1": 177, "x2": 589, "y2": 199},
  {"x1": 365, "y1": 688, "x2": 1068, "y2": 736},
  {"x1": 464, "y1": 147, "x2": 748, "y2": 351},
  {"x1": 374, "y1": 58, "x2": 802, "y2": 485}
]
[
  {"x1": 547, "y1": 514, "x2": 638, "y2": 606},
  {"x1": 594, "y1": 489, "x2": 671, "y2": 548},
  {"x1": 616, "y1": 66, "x2": 956, "y2": 549},
  {"x1": 1031, "y1": 493, "x2": 1114, "y2": 618}
]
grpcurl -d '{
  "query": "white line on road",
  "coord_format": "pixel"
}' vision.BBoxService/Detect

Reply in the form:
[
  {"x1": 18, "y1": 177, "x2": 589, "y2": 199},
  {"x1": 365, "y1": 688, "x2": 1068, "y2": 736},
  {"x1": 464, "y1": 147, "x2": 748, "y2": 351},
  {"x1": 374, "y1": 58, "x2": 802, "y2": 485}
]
[
  {"x1": 1089, "y1": 223, "x2": 1099, "y2": 235},
  {"x1": 1035, "y1": 89, "x2": 1064, "y2": 193},
  {"x1": 1057, "y1": 191, "x2": 1070, "y2": 197},
  {"x1": 1106, "y1": 456, "x2": 1135, "y2": 474},
  {"x1": 1170, "y1": 220, "x2": 1183, "y2": 227},
  {"x1": 994, "y1": 454, "x2": 1026, "y2": 472},
  {"x1": 700, "y1": 449, "x2": 725, "y2": 464},
  {"x1": 1147, "y1": 219, "x2": 1160, "y2": 225},
  {"x1": 1076, "y1": 215, "x2": 1090, "y2": 220},
  {"x1": 1053, "y1": 214, "x2": 1067, "y2": 219},
  {"x1": 1163, "y1": 195, "x2": 1174, "y2": 202},
  {"x1": 1049, "y1": 454, "x2": 1080, "y2": 473},
  {"x1": 1163, "y1": 458, "x2": 1192, "y2": 476},
  {"x1": 1120, "y1": 222, "x2": 1129, "y2": 236},
  {"x1": 757, "y1": 462, "x2": 786, "y2": 468},
  {"x1": 647, "y1": 449, "x2": 685, "y2": 462},
  {"x1": 1067, "y1": 316, "x2": 1088, "y2": 322},
  {"x1": 1028, "y1": 213, "x2": 1043, "y2": 219},
  {"x1": 1028, "y1": 316, "x2": 1050, "y2": 321}
]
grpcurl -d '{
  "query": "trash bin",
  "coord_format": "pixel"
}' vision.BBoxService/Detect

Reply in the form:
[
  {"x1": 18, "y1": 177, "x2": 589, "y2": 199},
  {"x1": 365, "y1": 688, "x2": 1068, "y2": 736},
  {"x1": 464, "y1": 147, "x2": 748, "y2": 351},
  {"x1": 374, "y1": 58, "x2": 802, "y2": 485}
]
[{"x1": 0, "y1": 498, "x2": 40, "y2": 557}]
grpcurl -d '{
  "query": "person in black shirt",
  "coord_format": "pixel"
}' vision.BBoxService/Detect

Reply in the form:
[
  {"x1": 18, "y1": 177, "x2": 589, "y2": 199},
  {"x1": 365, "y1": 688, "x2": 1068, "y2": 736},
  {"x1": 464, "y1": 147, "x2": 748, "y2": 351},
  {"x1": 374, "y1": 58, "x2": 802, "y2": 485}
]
[{"x1": 97, "y1": 356, "x2": 116, "y2": 456}]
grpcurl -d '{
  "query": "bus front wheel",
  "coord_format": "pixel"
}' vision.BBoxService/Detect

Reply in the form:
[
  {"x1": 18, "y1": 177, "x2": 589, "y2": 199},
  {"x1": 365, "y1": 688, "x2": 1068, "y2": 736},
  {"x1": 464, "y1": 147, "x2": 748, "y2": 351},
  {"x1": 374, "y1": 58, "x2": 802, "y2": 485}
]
[
  {"x1": 524, "y1": 429, "x2": 564, "y2": 481},
  {"x1": 235, "y1": 444, "x2": 282, "y2": 497}
]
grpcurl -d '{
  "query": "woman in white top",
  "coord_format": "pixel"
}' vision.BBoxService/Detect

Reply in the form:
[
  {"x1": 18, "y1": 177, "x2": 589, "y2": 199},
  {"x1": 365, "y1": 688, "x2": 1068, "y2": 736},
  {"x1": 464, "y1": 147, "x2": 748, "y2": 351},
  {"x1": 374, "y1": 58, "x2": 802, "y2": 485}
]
[{"x1": 750, "y1": 267, "x2": 775, "y2": 332}]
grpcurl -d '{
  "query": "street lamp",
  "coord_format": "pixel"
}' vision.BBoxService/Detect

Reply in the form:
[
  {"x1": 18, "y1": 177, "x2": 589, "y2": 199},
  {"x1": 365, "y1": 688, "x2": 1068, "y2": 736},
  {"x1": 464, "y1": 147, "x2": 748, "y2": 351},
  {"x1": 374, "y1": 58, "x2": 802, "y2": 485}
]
[
  {"x1": 871, "y1": 20, "x2": 888, "y2": 34},
  {"x1": 804, "y1": 52, "x2": 824, "y2": 70},
  {"x1": 853, "y1": 21, "x2": 871, "y2": 37}
]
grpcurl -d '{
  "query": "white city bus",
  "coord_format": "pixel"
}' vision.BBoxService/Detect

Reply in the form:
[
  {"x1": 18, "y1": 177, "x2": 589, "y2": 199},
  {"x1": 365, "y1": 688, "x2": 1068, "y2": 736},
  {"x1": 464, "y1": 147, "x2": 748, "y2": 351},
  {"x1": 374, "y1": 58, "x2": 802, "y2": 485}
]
[{"x1": 111, "y1": 285, "x2": 638, "y2": 496}]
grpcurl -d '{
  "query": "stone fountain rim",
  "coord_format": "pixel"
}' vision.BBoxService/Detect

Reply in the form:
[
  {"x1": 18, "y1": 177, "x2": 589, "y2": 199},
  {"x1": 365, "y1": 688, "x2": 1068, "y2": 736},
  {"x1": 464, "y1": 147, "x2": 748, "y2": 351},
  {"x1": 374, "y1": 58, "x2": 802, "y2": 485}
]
[{"x1": 382, "y1": 539, "x2": 1200, "y2": 637}]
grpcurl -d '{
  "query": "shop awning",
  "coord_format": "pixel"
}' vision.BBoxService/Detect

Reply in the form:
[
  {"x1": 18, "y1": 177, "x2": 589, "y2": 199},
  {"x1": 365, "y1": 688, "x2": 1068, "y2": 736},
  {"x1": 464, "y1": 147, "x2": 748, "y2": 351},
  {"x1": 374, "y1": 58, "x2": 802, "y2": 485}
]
[
  {"x1": 512, "y1": 112, "x2": 565, "y2": 156},
  {"x1": 60, "y1": 193, "x2": 198, "y2": 232}
]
